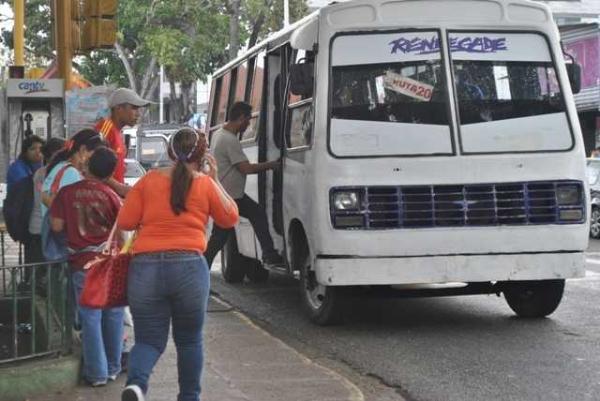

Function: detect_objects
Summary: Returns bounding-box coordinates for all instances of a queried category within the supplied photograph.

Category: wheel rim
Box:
[592,210,600,237]
[304,267,326,310]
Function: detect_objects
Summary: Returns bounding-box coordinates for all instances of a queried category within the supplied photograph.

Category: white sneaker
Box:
[108,374,118,381]
[122,384,145,401]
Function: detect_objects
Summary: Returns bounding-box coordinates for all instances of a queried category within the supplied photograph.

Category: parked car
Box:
[135,124,184,171]
[587,158,600,238]
[124,158,146,187]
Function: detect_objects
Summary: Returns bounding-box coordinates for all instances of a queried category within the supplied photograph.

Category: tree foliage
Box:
[0,0,310,122]
[0,0,53,66]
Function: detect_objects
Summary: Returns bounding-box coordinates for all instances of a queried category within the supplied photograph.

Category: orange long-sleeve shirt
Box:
[117,170,238,255]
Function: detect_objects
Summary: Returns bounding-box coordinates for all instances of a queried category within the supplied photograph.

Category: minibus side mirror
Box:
[290,62,314,98]
[566,62,582,95]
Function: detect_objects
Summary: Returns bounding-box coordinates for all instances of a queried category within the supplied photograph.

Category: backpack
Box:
[2,175,34,242]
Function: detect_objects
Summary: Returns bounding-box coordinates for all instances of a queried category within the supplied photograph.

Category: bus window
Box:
[287,102,313,148]
[286,50,314,149]
[217,72,231,125]
[450,32,573,153]
[227,67,238,114]
[289,49,315,103]
[209,77,222,128]
[241,52,265,142]
[234,62,248,102]
[245,57,256,101]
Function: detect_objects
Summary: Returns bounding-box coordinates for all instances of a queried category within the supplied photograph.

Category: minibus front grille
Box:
[331,181,584,229]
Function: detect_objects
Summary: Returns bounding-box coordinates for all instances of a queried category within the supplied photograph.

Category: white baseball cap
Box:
[108,88,154,108]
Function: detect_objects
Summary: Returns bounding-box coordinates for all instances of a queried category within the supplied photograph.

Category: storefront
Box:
[561,23,600,156]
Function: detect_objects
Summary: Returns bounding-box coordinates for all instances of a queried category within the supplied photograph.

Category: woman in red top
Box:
[118,128,238,401]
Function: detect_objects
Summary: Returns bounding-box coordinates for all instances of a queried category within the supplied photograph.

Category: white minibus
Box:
[207,0,588,325]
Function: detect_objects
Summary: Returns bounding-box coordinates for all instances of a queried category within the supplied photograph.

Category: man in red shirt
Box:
[50,147,124,386]
[95,88,152,196]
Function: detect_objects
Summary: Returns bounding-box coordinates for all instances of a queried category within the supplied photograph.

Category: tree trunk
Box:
[228,0,241,61]
[168,78,182,123]
[140,57,157,99]
[180,81,196,122]
[248,12,265,49]
[114,42,138,93]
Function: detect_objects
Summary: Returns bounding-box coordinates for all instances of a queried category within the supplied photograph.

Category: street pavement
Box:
[23,241,600,401]
[28,295,364,401]
[210,243,600,401]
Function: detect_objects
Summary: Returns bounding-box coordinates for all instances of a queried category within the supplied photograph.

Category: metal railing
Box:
[0,230,72,364]
[1,229,23,267]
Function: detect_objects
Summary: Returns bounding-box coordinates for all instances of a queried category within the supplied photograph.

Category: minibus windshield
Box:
[331,60,448,125]
[450,32,573,153]
[329,31,453,157]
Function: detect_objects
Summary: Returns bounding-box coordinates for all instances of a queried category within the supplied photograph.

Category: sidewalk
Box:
[29,297,364,401]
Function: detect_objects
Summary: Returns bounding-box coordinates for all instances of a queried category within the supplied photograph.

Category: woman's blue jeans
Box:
[71,269,125,383]
[126,252,210,401]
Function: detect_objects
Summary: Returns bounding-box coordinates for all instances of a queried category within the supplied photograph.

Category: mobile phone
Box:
[201,157,210,174]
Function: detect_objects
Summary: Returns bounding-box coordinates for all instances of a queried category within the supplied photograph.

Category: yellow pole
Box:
[54,0,72,90]
[13,0,24,66]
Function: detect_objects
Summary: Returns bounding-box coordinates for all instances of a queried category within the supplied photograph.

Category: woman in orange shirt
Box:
[117,128,238,401]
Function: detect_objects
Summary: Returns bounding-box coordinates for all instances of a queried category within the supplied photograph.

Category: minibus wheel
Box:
[290,228,343,325]
[221,235,245,283]
[300,265,343,325]
[503,279,565,318]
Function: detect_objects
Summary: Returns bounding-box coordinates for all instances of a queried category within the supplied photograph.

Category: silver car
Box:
[124,158,146,187]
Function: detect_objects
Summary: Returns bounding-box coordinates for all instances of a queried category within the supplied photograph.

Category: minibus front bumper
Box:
[314,252,585,286]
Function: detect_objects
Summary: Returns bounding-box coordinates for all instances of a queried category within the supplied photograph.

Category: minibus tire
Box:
[245,258,269,283]
[299,265,343,325]
[221,235,245,283]
[503,279,565,318]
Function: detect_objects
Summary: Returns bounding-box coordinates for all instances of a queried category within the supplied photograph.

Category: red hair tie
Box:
[64,140,74,152]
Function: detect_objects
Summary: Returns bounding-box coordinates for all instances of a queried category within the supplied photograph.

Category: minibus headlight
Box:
[333,191,360,211]
[556,184,581,205]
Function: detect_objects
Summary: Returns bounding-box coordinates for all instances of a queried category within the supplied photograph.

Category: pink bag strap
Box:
[102,221,120,256]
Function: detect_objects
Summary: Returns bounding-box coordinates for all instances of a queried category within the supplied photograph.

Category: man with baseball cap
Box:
[95,88,153,196]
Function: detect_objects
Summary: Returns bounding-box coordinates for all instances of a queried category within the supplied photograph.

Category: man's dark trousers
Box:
[204,194,275,268]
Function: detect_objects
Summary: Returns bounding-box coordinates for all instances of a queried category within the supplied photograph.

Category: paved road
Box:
[210,243,600,401]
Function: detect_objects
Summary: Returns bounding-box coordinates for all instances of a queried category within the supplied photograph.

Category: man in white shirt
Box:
[205,102,283,267]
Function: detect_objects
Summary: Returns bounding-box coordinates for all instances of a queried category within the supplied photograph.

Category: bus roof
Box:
[212,11,319,77]
[211,0,552,78]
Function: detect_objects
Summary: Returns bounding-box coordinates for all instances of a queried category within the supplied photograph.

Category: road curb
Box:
[210,295,365,401]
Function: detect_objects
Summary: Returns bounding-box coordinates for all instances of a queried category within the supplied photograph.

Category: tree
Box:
[242,0,309,53]
[0,0,54,66]
[140,0,230,121]
[214,0,310,62]
[0,0,310,122]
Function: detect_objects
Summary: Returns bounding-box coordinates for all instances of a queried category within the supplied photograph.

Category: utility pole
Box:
[159,65,164,124]
[54,0,72,90]
[13,0,24,66]
[284,0,290,27]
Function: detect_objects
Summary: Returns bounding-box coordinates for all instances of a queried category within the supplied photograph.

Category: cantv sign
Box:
[389,36,508,55]
[18,81,49,94]
[7,79,64,98]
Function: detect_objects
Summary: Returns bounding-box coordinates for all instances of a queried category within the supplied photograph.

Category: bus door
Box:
[260,45,289,259]
[280,48,315,238]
